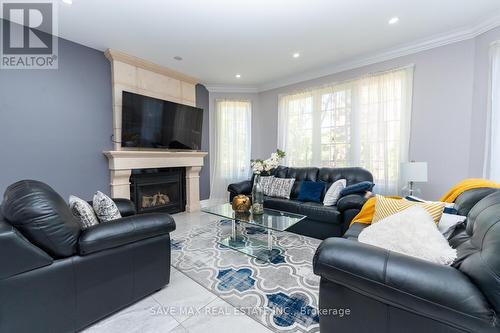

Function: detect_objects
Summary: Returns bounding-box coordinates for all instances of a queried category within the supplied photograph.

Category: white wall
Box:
[209,27,500,200]
[469,26,500,177]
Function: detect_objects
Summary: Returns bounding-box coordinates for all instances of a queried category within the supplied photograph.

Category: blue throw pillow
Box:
[339,181,374,197]
[297,181,325,203]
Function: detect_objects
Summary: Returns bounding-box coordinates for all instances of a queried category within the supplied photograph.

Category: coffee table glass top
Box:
[202,203,306,232]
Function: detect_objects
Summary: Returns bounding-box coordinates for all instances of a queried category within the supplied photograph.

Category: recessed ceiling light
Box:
[235,74,241,78]
[293,52,300,58]
[62,0,73,4]
[388,17,399,25]
[173,56,183,61]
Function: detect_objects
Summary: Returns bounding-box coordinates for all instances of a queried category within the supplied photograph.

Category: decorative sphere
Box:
[232,195,251,213]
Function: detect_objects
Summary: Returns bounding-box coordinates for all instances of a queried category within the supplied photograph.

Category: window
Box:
[485,42,500,182]
[210,99,252,201]
[278,67,413,194]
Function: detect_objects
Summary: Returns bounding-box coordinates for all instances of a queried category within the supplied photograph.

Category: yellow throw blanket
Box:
[351,196,401,225]
[350,178,500,226]
[439,178,500,203]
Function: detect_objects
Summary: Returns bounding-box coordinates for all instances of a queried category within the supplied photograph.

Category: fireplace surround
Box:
[103,150,207,212]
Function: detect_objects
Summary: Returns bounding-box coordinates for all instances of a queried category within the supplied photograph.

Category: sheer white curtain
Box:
[210,99,252,201]
[484,41,500,182]
[278,66,414,195]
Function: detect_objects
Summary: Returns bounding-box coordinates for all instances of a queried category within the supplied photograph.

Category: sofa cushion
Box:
[298,202,341,224]
[453,188,498,216]
[453,191,500,314]
[264,197,302,214]
[2,180,81,258]
[264,197,341,225]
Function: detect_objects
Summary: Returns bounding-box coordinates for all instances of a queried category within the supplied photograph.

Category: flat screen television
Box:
[121,91,203,150]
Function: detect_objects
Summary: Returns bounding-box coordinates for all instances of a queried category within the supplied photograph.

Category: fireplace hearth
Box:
[130,168,186,214]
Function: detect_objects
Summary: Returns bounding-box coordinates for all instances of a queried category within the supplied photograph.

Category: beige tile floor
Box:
[82,211,275,333]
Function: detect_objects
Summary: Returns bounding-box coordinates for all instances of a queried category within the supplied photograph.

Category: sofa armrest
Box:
[78,213,176,255]
[336,194,368,212]
[112,198,136,217]
[88,198,137,217]
[227,180,253,196]
[313,238,496,328]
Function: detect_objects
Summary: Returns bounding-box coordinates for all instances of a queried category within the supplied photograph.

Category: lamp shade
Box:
[401,162,428,182]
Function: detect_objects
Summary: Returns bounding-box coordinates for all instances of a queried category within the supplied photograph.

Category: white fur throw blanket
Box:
[358,206,457,265]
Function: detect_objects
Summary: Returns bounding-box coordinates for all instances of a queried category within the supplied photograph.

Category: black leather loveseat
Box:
[228,166,373,239]
[0,180,176,333]
[313,187,500,332]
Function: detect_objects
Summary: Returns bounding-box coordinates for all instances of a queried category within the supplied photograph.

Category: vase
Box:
[252,174,264,215]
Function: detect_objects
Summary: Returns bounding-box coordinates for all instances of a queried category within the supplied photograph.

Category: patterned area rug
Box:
[171,219,321,333]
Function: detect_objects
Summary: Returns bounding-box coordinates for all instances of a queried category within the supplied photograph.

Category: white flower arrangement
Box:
[251,150,286,175]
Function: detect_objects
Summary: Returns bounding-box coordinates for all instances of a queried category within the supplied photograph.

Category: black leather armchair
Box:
[313,188,500,332]
[0,180,176,333]
[228,166,373,239]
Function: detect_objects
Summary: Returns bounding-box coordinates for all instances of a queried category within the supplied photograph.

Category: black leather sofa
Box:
[313,187,500,333]
[0,180,176,333]
[228,166,373,239]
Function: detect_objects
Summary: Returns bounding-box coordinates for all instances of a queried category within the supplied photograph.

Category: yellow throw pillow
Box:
[373,195,445,224]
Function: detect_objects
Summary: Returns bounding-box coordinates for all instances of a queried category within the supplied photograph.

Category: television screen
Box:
[121,91,203,150]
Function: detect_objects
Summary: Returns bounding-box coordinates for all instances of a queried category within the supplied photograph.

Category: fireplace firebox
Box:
[130,168,186,214]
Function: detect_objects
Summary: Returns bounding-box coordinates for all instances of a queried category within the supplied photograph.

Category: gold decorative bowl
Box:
[232,195,251,213]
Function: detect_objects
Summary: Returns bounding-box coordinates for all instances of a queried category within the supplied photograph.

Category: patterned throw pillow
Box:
[259,176,275,196]
[323,179,346,206]
[373,195,445,224]
[69,195,99,230]
[268,178,295,199]
[93,191,122,222]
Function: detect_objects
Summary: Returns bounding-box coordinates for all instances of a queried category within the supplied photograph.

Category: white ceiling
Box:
[25,1,500,89]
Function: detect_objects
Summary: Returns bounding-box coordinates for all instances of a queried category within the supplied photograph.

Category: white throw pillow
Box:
[259,176,275,196]
[323,179,346,206]
[358,206,457,265]
[268,178,295,199]
[69,195,99,230]
[438,213,466,239]
[93,191,122,222]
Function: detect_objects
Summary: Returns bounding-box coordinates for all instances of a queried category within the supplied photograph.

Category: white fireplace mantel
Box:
[103,150,208,212]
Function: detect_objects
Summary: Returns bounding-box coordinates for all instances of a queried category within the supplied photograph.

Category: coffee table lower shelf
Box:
[217,234,284,263]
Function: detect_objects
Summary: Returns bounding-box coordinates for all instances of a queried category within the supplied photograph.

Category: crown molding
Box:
[105,49,199,85]
[204,85,260,94]
[257,12,500,92]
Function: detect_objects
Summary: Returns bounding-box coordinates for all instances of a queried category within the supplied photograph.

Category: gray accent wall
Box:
[196,84,210,200]
[0,35,113,200]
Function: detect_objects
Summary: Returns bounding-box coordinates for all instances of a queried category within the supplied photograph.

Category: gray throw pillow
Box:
[93,191,122,222]
[269,178,295,199]
[69,195,99,230]
[260,176,275,196]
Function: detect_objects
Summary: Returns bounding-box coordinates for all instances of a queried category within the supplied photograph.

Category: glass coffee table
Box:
[202,203,306,262]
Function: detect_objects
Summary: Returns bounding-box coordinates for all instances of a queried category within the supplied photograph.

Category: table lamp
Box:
[401,161,428,197]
